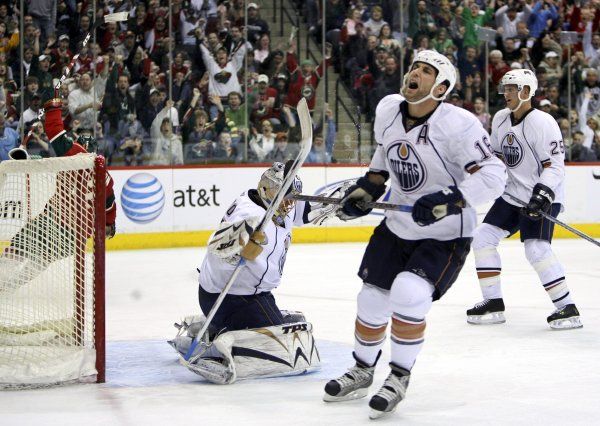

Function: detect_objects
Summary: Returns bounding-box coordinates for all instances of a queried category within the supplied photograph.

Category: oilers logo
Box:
[387,141,426,193]
[500,132,524,168]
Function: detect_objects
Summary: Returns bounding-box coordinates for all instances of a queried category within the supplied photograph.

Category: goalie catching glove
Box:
[306,179,356,225]
[207,216,265,261]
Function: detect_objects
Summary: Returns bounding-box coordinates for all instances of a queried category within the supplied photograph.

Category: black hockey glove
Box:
[412,186,464,226]
[522,183,554,220]
[337,173,387,221]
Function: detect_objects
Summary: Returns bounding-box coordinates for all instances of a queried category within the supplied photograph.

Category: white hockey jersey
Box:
[199,191,306,296]
[490,108,565,207]
[371,94,506,240]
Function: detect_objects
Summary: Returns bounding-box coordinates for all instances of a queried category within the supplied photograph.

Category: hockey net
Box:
[0,154,105,388]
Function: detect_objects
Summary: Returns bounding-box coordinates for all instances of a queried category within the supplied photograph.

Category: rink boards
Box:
[105,164,600,250]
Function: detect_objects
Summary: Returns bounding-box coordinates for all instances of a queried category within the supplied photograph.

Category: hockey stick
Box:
[293,194,413,213]
[504,192,600,248]
[54,12,129,96]
[183,98,313,363]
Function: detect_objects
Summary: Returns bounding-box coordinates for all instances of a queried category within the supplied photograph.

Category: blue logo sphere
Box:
[120,173,165,224]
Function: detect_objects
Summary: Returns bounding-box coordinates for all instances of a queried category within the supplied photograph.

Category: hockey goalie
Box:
[0,97,116,290]
[169,163,348,384]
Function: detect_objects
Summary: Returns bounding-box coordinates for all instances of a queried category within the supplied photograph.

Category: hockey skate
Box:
[368,363,410,419]
[547,304,583,330]
[323,352,378,402]
[466,298,506,324]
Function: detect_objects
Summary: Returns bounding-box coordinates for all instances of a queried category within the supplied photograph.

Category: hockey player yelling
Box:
[323,50,507,419]
[169,161,339,384]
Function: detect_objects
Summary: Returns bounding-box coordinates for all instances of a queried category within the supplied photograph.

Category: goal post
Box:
[0,154,106,388]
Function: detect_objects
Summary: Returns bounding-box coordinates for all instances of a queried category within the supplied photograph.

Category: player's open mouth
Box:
[408,81,418,89]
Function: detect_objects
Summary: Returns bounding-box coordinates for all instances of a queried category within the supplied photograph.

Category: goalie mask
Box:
[401,50,457,105]
[257,162,302,225]
[498,69,538,112]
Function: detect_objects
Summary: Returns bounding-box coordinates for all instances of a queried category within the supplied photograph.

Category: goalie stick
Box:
[504,192,600,248]
[183,98,313,364]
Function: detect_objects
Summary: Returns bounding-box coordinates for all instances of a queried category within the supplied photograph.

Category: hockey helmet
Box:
[257,161,302,224]
[402,50,457,104]
[498,69,538,99]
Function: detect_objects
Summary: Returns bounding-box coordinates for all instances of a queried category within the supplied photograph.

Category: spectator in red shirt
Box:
[284,36,331,113]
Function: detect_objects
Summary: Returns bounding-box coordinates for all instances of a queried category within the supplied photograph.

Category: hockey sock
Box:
[390,313,425,371]
[354,316,386,367]
[473,224,505,300]
[525,240,574,309]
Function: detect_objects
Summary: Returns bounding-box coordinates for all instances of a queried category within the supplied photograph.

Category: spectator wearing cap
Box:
[27,0,56,47]
[267,132,298,162]
[271,73,289,119]
[24,120,52,158]
[498,38,521,64]
[244,3,270,44]
[448,92,465,109]
[528,0,559,39]
[68,66,110,131]
[118,112,147,166]
[248,74,278,125]
[0,112,19,162]
[50,34,73,77]
[29,54,54,102]
[284,36,331,113]
[116,31,138,60]
[18,92,42,132]
[494,3,532,40]
[139,87,166,132]
[539,51,562,86]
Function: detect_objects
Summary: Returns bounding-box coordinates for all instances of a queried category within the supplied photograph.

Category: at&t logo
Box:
[120,173,165,224]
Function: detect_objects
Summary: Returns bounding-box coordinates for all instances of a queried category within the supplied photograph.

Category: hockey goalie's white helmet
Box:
[402,50,457,104]
[498,69,538,111]
[258,162,302,225]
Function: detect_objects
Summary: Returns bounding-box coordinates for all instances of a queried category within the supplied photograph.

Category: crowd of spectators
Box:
[0,0,335,165]
[2,1,600,165]
[300,0,600,162]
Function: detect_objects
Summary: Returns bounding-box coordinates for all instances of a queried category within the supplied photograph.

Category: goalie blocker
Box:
[169,314,320,384]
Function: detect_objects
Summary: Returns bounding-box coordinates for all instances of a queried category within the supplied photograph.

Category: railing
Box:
[335,77,363,163]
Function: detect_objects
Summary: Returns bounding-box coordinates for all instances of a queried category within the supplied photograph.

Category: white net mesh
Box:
[0,154,101,388]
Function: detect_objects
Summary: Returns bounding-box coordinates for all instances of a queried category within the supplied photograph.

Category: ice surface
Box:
[1,240,599,425]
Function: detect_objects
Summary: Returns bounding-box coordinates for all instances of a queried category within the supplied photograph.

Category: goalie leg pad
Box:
[185,322,320,384]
